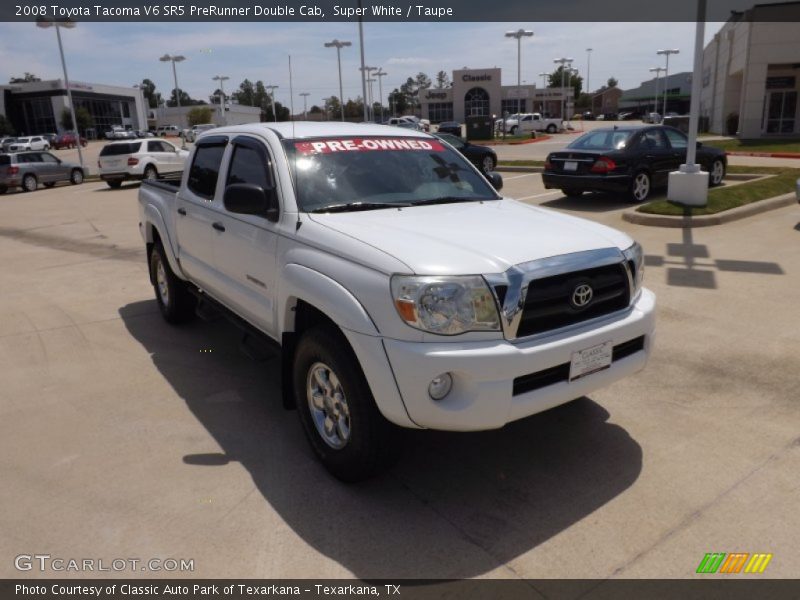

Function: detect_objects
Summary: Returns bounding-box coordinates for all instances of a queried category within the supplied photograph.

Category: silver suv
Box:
[0,151,84,193]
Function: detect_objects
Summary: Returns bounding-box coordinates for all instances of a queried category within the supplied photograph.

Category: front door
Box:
[763,90,797,134]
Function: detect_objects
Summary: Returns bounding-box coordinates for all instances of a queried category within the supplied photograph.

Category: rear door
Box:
[212,135,280,335]
[158,140,185,172]
[174,135,228,294]
[146,140,171,173]
[38,152,69,182]
[636,128,673,186]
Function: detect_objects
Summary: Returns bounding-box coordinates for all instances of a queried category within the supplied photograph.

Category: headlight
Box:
[391,275,500,335]
[623,241,645,296]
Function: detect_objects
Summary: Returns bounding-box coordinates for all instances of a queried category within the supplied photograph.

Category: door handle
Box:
[177,207,187,216]
[212,222,226,232]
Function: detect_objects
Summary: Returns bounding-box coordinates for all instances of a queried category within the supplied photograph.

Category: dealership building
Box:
[699,3,800,137]
[0,79,148,138]
[418,68,573,123]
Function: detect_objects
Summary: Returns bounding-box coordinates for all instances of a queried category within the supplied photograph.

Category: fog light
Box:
[428,373,453,401]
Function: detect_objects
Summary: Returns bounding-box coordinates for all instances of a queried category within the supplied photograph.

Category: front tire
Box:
[509,126,518,135]
[629,171,651,203]
[22,174,37,192]
[149,241,196,324]
[481,155,496,175]
[294,327,402,482]
[70,169,84,185]
[546,124,557,134]
[708,159,725,186]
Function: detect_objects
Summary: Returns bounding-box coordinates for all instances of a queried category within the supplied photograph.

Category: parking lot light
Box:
[505,29,534,114]
[265,85,279,122]
[554,57,574,122]
[159,54,186,108]
[36,18,84,170]
[649,67,665,118]
[538,72,549,112]
[657,48,680,117]
[323,39,352,122]
[375,68,388,123]
[212,75,229,125]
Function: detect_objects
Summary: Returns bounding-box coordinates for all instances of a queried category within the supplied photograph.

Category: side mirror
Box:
[224,183,279,222]
[487,171,503,191]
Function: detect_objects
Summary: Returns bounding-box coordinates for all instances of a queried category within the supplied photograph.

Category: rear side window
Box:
[100,142,141,156]
[664,128,687,149]
[188,144,225,199]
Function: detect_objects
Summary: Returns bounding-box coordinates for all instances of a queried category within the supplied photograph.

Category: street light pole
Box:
[299,92,310,119]
[586,48,593,97]
[324,39,352,122]
[360,66,377,121]
[212,75,229,125]
[357,0,369,123]
[649,67,665,117]
[265,85,279,122]
[538,72,548,112]
[159,54,186,107]
[505,29,534,114]
[554,57,573,123]
[657,48,680,117]
[375,68,387,123]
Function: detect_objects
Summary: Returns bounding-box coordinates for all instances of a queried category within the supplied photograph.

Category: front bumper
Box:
[542,172,631,194]
[379,288,655,431]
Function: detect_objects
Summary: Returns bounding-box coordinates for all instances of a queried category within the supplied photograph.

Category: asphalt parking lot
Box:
[1,172,799,580]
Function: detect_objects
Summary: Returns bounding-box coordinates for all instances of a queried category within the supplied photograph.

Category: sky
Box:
[0,21,725,109]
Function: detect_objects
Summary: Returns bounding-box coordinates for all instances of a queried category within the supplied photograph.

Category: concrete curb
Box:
[476,135,552,147]
[728,151,800,159]
[622,192,797,228]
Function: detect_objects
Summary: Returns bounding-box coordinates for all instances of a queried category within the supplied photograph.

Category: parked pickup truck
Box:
[499,112,563,135]
[138,122,655,481]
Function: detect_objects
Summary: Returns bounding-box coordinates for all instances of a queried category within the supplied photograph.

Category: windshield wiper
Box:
[309,201,412,213]
[409,196,489,206]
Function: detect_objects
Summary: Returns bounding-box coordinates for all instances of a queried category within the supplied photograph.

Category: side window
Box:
[664,128,688,150]
[641,130,667,150]
[226,143,273,190]
[187,144,226,200]
[148,141,164,152]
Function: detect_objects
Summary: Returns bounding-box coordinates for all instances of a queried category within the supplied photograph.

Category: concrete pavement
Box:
[0,179,798,580]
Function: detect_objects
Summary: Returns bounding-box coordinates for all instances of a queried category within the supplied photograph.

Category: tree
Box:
[0,114,14,136]
[59,107,92,133]
[388,88,408,115]
[167,89,204,107]
[324,96,342,120]
[232,79,256,106]
[343,98,365,119]
[435,70,450,89]
[547,66,583,98]
[309,105,322,114]
[139,78,162,108]
[9,72,40,83]
[607,77,619,88]
[187,106,214,126]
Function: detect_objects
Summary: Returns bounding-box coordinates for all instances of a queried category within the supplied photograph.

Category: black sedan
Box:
[542,125,727,202]
[434,132,497,175]
[436,121,462,136]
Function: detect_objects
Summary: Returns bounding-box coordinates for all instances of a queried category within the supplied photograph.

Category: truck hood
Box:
[307,199,633,275]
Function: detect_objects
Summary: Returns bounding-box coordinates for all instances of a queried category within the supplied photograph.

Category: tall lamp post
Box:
[657,48,680,116]
[554,57,573,122]
[36,18,83,170]
[649,67,665,117]
[586,48,593,98]
[538,72,549,112]
[265,85,279,122]
[505,29,534,114]
[375,68,388,123]
[324,39,351,122]
[159,54,186,107]
[212,75,229,125]
[359,66,377,121]
[299,92,310,119]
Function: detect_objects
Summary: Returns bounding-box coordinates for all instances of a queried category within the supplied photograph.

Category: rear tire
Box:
[481,155,496,175]
[561,188,583,198]
[143,165,158,181]
[106,180,123,189]
[0,186,7,195]
[547,124,557,134]
[628,171,651,203]
[708,159,725,186]
[149,241,196,324]
[293,326,402,482]
[22,174,37,193]
[70,169,84,185]
[510,126,518,135]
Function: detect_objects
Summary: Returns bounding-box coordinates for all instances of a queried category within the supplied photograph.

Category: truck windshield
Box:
[283,136,499,212]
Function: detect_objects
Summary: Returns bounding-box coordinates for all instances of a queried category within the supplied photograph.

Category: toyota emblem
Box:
[571,284,593,308]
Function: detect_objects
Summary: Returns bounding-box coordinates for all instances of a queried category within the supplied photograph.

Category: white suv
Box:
[98,139,189,189]
[8,136,50,151]
[183,123,216,143]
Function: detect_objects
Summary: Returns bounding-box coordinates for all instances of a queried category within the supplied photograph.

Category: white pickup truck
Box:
[499,112,563,135]
[138,122,655,481]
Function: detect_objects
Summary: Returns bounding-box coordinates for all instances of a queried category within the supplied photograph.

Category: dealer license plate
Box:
[564,161,578,171]
[569,341,613,381]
